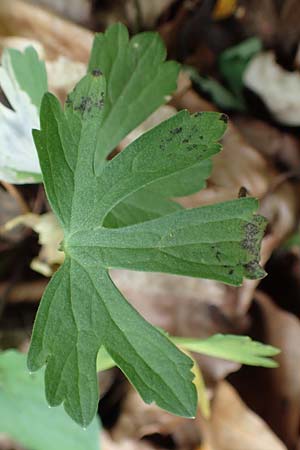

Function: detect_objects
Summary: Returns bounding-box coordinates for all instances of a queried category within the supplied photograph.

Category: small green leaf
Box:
[0,350,100,450]
[219,37,262,98]
[88,23,180,169]
[188,69,245,111]
[173,334,280,368]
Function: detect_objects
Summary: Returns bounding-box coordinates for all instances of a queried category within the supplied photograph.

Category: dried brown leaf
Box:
[199,381,287,450]
[254,291,300,448]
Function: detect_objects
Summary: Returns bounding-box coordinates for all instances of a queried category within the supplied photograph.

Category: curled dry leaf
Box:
[199,381,287,450]
[244,51,300,125]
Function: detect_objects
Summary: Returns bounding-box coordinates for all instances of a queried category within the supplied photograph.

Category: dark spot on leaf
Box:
[220,113,228,123]
[228,269,234,275]
[73,91,105,116]
[92,68,102,77]
[95,92,104,109]
[182,139,189,144]
[194,112,203,117]
[74,96,93,115]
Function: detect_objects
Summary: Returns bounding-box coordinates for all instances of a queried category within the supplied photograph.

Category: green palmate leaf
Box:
[28,72,197,427]
[28,68,266,427]
[173,334,280,368]
[0,350,100,450]
[190,72,245,111]
[88,23,180,168]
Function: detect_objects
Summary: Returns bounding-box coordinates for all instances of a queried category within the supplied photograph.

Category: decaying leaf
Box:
[254,292,300,448]
[199,381,287,450]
